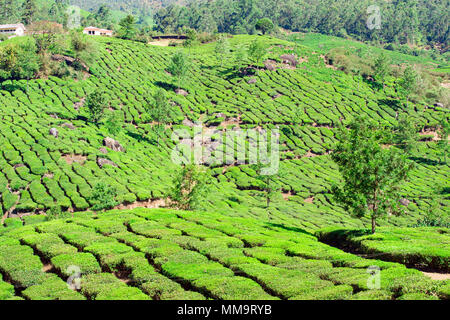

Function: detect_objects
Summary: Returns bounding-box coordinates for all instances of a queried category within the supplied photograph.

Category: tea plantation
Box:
[0,208,448,300]
[0,34,448,300]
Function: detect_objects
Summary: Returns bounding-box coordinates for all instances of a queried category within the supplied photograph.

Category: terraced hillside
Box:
[0,208,448,300]
[0,35,448,231]
[0,34,449,300]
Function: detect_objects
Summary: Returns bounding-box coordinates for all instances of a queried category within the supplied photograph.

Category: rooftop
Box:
[84,26,113,32]
[0,23,26,30]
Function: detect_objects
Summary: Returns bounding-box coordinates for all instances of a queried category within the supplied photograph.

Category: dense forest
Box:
[1,0,448,50]
[153,0,449,48]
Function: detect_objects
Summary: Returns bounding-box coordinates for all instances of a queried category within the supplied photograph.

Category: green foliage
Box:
[21,274,85,300]
[88,182,118,211]
[411,197,449,228]
[1,208,447,300]
[170,164,209,211]
[104,111,123,136]
[252,162,284,209]
[85,90,107,124]
[118,15,137,40]
[398,65,418,102]
[255,18,274,35]
[437,115,450,164]
[392,114,418,154]
[45,205,71,221]
[153,0,448,50]
[233,43,248,72]
[248,39,266,67]
[21,0,37,25]
[317,227,450,272]
[331,116,414,233]
[0,39,40,87]
[214,35,230,66]
[372,53,390,84]
[168,51,190,89]
[70,31,98,67]
[183,28,198,48]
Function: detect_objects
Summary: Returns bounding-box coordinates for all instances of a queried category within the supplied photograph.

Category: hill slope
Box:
[0,35,448,233]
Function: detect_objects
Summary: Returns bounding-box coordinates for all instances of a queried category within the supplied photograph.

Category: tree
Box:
[398,65,418,107]
[372,53,390,85]
[0,43,18,80]
[96,5,112,26]
[248,40,266,70]
[392,114,418,154]
[28,21,65,54]
[214,35,230,67]
[253,162,284,213]
[233,43,248,73]
[255,18,274,35]
[85,90,107,124]
[170,164,208,210]
[146,89,172,146]
[0,39,40,88]
[21,0,37,25]
[89,182,118,211]
[104,111,122,136]
[350,66,361,91]
[437,115,449,164]
[70,31,98,69]
[118,15,137,40]
[168,51,190,89]
[331,116,414,233]
[16,40,40,91]
[183,28,198,51]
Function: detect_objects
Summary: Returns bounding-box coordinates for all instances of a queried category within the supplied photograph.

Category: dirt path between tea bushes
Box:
[113,198,167,210]
[422,272,450,280]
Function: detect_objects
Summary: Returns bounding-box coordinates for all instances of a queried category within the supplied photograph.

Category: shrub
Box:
[350,289,392,300]
[193,276,276,300]
[0,278,15,300]
[96,286,150,300]
[21,275,85,300]
[51,253,102,277]
[162,262,234,281]
[88,182,119,211]
[45,205,71,221]
[289,284,353,300]
[397,293,439,300]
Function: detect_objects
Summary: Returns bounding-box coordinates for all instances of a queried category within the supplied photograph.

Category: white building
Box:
[83,26,113,36]
[0,23,26,37]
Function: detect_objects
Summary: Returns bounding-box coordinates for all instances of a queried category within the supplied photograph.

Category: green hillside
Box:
[290,33,448,67]
[0,34,449,300]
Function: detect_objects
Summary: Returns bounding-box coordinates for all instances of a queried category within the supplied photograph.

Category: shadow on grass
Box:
[378,98,403,112]
[409,157,441,166]
[264,222,314,237]
[126,131,154,145]
[362,78,383,91]
[1,82,25,92]
[154,81,178,92]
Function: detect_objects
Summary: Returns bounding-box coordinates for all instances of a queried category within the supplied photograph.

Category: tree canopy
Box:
[331,117,415,233]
